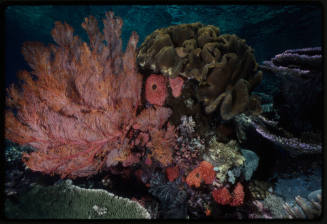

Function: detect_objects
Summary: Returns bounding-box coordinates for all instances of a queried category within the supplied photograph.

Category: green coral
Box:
[5,180,150,219]
[203,137,245,183]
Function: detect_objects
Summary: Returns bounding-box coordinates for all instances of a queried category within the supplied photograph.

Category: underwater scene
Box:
[4,4,323,219]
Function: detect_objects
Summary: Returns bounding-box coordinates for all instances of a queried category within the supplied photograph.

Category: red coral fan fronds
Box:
[230,182,244,206]
[212,187,232,205]
[144,156,152,166]
[5,12,176,179]
[148,122,177,167]
[169,76,184,98]
[133,106,172,132]
[145,74,167,106]
[166,166,179,182]
[186,161,215,188]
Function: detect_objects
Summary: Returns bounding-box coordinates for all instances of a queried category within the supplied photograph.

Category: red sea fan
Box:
[5,12,175,178]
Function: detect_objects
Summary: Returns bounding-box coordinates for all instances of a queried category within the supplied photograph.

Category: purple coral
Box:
[259,47,322,134]
[234,114,322,155]
[260,47,322,78]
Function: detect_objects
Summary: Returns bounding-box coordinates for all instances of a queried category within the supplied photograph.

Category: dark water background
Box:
[5,4,322,89]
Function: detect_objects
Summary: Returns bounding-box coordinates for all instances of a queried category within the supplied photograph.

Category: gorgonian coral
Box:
[5,12,176,178]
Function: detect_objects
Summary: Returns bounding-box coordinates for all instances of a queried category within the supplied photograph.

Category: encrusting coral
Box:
[136,23,262,120]
[5,12,176,178]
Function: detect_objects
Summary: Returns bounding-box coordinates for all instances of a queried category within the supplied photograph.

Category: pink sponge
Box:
[169,76,184,98]
[145,74,167,106]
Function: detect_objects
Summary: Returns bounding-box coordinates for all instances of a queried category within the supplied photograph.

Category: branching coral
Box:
[5,12,176,178]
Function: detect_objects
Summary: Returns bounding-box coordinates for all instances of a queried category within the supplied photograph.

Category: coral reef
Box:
[260,47,322,134]
[5,179,150,219]
[136,23,262,120]
[5,12,177,178]
[4,8,323,221]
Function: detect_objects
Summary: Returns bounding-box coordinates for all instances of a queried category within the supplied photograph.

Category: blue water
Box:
[5,5,322,88]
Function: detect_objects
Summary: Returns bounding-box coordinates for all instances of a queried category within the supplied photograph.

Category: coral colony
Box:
[5,12,322,219]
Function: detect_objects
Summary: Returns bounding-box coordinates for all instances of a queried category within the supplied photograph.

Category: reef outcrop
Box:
[136,23,262,120]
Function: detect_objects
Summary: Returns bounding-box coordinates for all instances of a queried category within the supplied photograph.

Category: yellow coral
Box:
[203,137,245,183]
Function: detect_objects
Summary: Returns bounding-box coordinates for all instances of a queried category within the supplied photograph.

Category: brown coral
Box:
[137,24,262,120]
